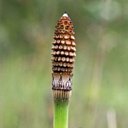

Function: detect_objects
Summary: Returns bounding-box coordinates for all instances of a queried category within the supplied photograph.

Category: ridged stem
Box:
[53,99,69,128]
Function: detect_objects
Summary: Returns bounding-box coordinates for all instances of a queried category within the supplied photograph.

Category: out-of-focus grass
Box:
[1,0,128,128]
[0,52,52,128]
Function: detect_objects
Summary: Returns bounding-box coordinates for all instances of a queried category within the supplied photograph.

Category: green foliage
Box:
[0,0,128,128]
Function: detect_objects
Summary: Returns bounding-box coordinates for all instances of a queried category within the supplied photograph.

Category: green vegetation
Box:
[0,0,128,128]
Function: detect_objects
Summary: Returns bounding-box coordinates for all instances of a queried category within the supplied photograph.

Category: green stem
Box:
[53,99,69,128]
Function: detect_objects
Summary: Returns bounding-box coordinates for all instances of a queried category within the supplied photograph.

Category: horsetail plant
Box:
[51,13,76,128]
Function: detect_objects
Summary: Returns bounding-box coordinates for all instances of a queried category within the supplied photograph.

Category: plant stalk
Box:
[53,99,69,128]
[51,12,76,128]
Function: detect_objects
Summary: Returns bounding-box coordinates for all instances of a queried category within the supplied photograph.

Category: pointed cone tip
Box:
[62,12,68,17]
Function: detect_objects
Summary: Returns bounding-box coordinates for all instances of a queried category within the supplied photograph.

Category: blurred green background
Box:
[0,0,128,128]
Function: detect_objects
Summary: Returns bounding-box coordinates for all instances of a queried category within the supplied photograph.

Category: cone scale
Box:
[51,13,76,128]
